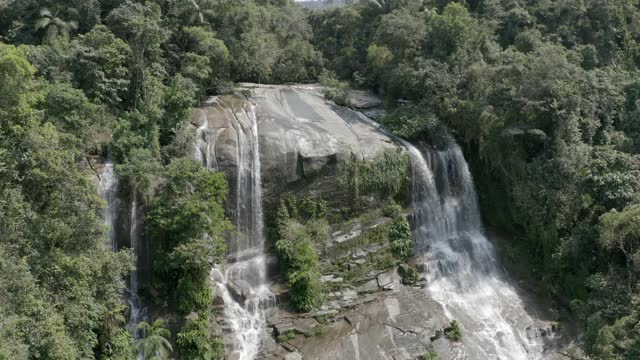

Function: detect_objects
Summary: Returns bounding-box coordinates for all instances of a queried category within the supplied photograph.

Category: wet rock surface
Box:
[268,285,449,360]
[194,85,577,360]
[247,84,400,208]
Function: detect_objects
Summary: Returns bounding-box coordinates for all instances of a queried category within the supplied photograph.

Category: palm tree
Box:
[134,319,173,360]
[34,9,79,44]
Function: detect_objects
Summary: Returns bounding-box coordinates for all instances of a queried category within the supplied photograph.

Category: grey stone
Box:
[226,280,252,303]
[274,321,295,336]
[357,279,379,294]
[408,255,429,273]
[287,287,450,360]
[342,290,358,301]
[377,268,401,291]
[352,249,366,258]
[333,230,362,244]
[320,275,335,283]
[321,275,344,284]
[293,318,320,335]
[248,84,401,208]
[347,89,383,109]
[308,309,339,317]
[284,352,303,360]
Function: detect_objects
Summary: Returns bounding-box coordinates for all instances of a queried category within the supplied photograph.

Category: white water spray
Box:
[401,140,553,360]
[97,159,146,338]
[126,195,146,337]
[98,160,119,251]
[199,99,275,359]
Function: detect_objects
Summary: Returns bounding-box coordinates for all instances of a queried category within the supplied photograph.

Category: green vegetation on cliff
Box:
[309,1,640,357]
[3,0,640,358]
[274,196,327,312]
[0,0,323,358]
[0,42,134,359]
[147,159,231,358]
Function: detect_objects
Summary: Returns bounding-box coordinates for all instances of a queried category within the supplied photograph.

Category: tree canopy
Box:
[2,0,640,358]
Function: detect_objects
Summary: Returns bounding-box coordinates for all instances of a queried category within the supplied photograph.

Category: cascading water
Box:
[198,99,275,360]
[402,140,553,360]
[126,195,145,336]
[97,159,146,337]
[98,160,119,251]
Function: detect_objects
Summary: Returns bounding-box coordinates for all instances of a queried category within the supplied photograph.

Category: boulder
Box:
[293,318,320,335]
[288,287,449,360]
[377,268,401,291]
[357,279,379,294]
[274,321,295,336]
[226,280,252,304]
[284,352,303,360]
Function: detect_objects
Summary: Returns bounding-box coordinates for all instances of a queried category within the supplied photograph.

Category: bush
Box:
[176,317,213,359]
[390,216,412,258]
[381,104,452,147]
[418,351,439,360]
[382,201,402,218]
[277,330,298,343]
[275,220,324,312]
[273,197,327,312]
[399,264,421,285]
[339,149,410,203]
[319,70,351,107]
[444,320,462,342]
[212,337,224,360]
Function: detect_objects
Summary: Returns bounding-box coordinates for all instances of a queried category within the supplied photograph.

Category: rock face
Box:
[191,86,575,360]
[191,84,400,211]
[287,286,449,360]
[249,84,398,208]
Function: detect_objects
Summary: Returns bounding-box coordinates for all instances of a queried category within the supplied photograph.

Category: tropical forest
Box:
[0,0,639,359]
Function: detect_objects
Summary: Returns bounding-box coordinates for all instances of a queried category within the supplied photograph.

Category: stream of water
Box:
[199,101,275,360]
[99,160,119,251]
[98,159,145,338]
[402,140,553,360]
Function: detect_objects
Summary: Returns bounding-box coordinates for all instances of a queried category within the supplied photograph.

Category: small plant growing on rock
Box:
[399,263,421,285]
[418,351,439,360]
[390,216,412,258]
[277,330,298,343]
[444,320,463,342]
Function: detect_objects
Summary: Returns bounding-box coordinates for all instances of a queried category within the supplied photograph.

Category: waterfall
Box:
[97,159,146,337]
[401,140,552,360]
[199,100,275,360]
[99,160,119,251]
[126,194,145,336]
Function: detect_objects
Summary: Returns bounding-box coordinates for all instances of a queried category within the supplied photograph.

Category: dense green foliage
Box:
[389,215,412,258]
[338,148,410,209]
[310,1,640,357]
[147,159,231,358]
[4,0,640,358]
[0,42,133,358]
[134,319,173,360]
[274,197,327,312]
[0,0,323,358]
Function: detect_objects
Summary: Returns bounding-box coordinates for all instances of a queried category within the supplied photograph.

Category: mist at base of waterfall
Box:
[210,255,275,360]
